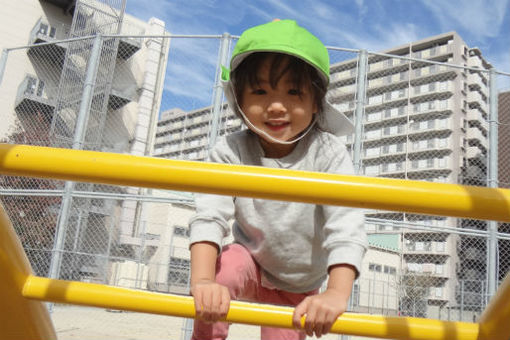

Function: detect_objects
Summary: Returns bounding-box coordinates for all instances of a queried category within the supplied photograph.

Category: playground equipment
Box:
[1,143,509,340]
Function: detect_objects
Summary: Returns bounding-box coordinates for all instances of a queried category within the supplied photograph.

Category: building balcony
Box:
[28,17,144,64]
[109,84,137,110]
[467,127,488,150]
[467,72,489,97]
[41,0,76,15]
[404,243,449,256]
[413,44,452,59]
[466,109,489,133]
[408,119,452,138]
[14,75,55,117]
[467,55,484,69]
[467,90,485,106]
[117,23,146,60]
[466,146,486,161]
[27,18,70,66]
[407,158,452,175]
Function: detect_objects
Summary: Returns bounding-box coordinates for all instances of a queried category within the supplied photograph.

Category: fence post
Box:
[487,68,499,298]
[208,33,231,152]
[460,280,465,321]
[0,49,8,87]
[352,49,367,174]
[48,35,103,285]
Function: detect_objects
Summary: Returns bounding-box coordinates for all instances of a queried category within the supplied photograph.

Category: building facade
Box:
[0,0,170,283]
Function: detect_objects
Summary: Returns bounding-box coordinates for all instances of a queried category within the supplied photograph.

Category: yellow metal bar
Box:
[1,143,510,221]
[23,276,479,340]
[477,273,510,340]
[0,203,57,340]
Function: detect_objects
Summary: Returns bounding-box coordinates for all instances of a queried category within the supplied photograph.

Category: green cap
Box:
[221,20,354,137]
[228,20,330,85]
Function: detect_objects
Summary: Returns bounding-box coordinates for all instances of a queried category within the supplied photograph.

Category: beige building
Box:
[0,0,170,284]
[331,31,491,313]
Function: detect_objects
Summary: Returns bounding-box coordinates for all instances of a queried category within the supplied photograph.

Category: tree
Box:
[398,270,433,317]
[0,112,61,276]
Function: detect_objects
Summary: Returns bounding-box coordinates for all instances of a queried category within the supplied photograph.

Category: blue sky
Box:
[126,0,510,112]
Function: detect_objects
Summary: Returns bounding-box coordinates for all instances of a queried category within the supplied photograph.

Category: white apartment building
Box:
[0,0,170,282]
[331,31,490,313]
[154,31,492,316]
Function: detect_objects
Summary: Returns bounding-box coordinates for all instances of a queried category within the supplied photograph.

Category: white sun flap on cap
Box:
[318,99,354,137]
[222,79,354,137]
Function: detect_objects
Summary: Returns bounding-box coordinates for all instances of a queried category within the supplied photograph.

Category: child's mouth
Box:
[265,121,289,131]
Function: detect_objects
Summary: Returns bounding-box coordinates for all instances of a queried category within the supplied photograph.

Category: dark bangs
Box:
[232,52,326,112]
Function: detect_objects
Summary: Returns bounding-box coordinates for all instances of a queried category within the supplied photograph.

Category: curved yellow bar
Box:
[23,276,479,340]
[0,143,509,221]
[478,273,510,340]
[0,203,56,340]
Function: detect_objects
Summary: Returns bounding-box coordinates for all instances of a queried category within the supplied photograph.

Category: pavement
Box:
[51,305,261,340]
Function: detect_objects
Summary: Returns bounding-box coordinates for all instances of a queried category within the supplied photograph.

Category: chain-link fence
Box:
[1,21,510,340]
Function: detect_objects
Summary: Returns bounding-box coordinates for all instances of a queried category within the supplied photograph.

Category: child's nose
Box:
[267,100,287,114]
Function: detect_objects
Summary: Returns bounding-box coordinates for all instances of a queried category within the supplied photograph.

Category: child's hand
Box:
[292,288,348,338]
[191,279,231,323]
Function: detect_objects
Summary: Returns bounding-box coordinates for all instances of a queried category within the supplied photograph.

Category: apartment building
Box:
[0,0,169,282]
[154,105,242,160]
[332,31,491,313]
[153,31,493,316]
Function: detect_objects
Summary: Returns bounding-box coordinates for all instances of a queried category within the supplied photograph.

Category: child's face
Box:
[239,56,317,158]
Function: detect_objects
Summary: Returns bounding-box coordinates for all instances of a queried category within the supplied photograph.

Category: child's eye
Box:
[251,89,266,95]
[288,89,302,95]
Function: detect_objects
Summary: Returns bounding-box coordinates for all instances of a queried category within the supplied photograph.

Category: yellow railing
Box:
[1,143,509,340]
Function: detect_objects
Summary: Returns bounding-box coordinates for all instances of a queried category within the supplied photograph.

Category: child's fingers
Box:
[210,286,228,320]
[219,286,231,317]
[201,289,213,321]
[292,297,309,329]
[304,306,317,337]
[310,309,327,338]
[192,290,204,317]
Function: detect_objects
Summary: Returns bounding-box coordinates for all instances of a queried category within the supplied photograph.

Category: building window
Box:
[384,265,397,275]
[39,23,48,35]
[351,283,360,307]
[173,226,189,237]
[369,263,382,272]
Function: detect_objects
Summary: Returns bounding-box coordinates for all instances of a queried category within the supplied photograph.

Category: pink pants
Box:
[192,243,316,340]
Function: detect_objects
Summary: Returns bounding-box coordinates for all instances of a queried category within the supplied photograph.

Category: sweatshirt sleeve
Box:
[320,138,368,277]
[188,137,237,250]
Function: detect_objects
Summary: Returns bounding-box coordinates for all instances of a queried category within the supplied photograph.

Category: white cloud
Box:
[322,22,420,52]
[419,0,509,40]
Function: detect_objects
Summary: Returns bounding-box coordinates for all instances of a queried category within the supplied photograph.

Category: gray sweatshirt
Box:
[189,128,367,293]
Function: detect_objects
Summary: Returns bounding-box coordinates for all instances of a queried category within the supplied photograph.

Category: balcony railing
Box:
[14,75,55,116]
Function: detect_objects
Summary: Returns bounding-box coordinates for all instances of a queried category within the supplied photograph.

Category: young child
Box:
[188,19,367,340]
